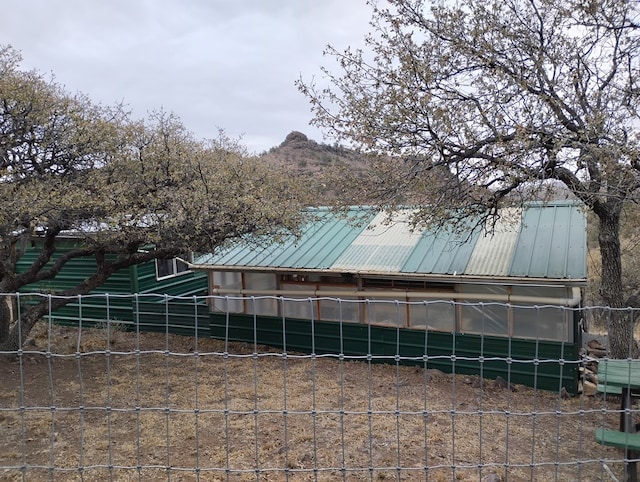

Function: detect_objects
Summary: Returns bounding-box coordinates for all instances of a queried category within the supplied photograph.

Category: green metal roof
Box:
[193,202,587,282]
[509,202,587,279]
[196,207,376,270]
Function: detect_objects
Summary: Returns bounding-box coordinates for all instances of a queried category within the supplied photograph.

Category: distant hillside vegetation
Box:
[259,130,464,205]
[260,131,366,175]
[260,131,580,207]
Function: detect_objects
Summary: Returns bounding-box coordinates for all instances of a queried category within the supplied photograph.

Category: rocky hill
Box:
[261,131,578,205]
[259,131,366,175]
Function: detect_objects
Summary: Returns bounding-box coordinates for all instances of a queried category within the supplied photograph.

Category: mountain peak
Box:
[282,131,309,146]
[260,131,362,175]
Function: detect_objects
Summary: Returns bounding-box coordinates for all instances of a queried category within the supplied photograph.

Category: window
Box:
[319,287,360,323]
[210,271,244,313]
[511,286,572,342]
[408,300,455,331]
[363,280,456,329]
[280,275,359,322]
[460,301,509,336]
[281,283,316,320]
[206,272,575,342]
[365,297,407,326]
[458,285,509,336]
[512,305,571,341]
[245,272,278,317]
[457,284,573,341]
[156,256,190,280]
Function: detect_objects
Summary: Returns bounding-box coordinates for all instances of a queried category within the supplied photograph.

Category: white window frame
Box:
[156,255,191,280]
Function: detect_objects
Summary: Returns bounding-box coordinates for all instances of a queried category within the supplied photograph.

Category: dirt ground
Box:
[0,322,632,481]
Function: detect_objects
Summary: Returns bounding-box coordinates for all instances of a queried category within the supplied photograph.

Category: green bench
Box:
[596,428,640,451]
[598,384,623,396]
[594,359,640,482]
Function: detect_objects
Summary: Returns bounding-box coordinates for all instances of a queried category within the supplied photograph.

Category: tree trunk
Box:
[598,211,638,358]
[0,320,28,353]
[0,294,13,343]
[0,302,48,352]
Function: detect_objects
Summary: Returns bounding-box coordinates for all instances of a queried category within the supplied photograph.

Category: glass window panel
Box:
[283,298,316,320]
[511,285,568,299]
[157,254,191,279]
[282,284,315,320]
[245,273,278,317]
[319,297,360,323]
[366,298,407,327]
[211,272,243,313]
[457,285,508,336]
[244,272,277,290]
[244,296,278,317]
[213,271,243,290]
[156,259,173,278]
[176,258,190,274]
[512,305,572,342]
[212,295,245,314]
[409,300,455,331]
[460,302,509,336]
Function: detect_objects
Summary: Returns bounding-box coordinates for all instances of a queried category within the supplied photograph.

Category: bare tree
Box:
[299,0,640,358]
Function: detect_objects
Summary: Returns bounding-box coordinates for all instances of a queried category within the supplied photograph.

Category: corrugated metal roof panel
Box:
[509,203,587,279]
[272,209,374,268]
[194,202,587,281]
[401,227,479,274]
[193,208,375,270]
[332,210,422,271]
[465,208,522,276]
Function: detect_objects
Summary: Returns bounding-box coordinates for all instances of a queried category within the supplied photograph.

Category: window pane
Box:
[244,296,278,317]
[319,297,360,323]
[458,285,508,336]
[460,302,509,336]
[409,300,455,331]
[245,273,278,317]
[211,272,243,313]
[282,284,315,320]
[175,258,190,274]
[512,305,571,342]
[283,298,315,320]
[156,259,173,278]
[366,298,407,327]
[157,256,191,279]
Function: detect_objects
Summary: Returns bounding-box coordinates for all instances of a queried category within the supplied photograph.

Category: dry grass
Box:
[0,322,632,481]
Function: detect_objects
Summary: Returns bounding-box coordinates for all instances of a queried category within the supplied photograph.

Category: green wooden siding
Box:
[135,298,210,337]
[135,261,208,296]
[209,313,580,393]
[16,239,208,325]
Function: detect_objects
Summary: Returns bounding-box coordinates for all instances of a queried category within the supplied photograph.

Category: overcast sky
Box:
[2,1,372,154]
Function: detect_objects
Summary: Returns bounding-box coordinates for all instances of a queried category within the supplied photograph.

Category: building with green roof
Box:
[193,201,587,392]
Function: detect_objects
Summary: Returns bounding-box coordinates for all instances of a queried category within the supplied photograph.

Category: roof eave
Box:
[188,263,587,287]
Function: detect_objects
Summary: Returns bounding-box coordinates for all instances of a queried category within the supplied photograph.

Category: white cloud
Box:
[2,0,371,153]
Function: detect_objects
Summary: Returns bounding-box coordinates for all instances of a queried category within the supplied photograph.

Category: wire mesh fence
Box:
[0,293,638,481]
